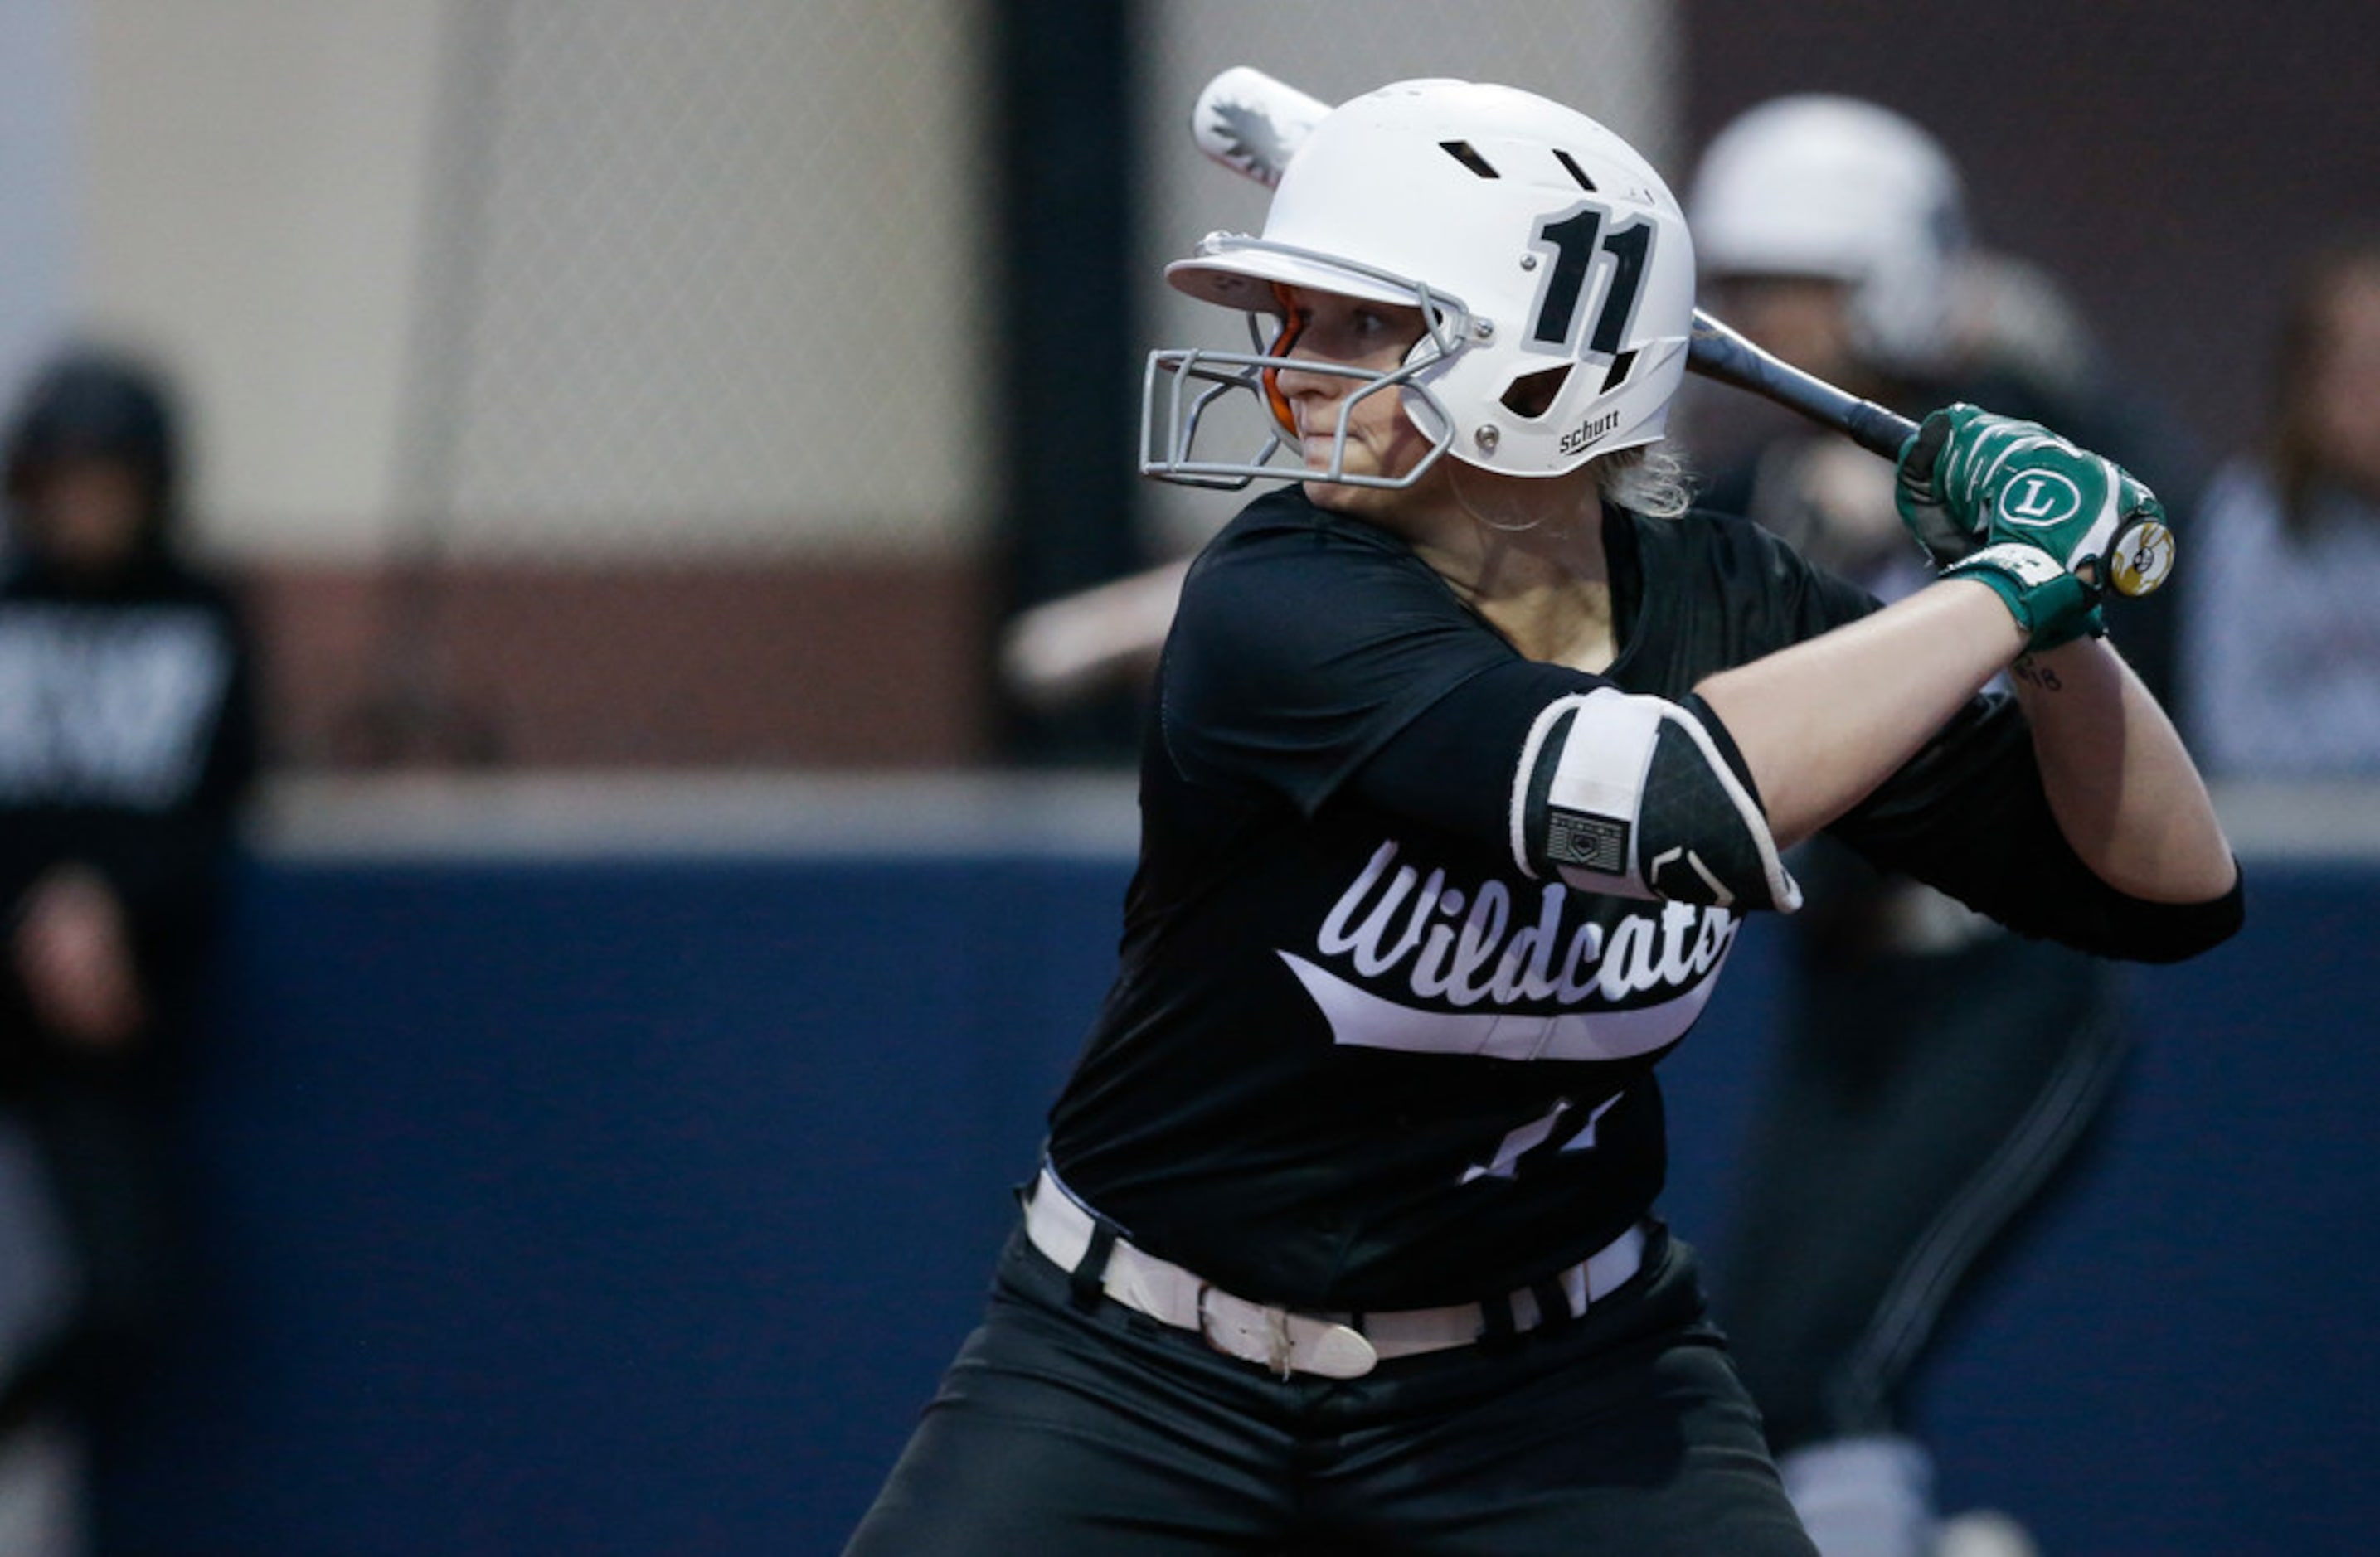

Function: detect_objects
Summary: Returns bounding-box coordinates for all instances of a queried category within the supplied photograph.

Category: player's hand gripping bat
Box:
[1190,67,2174,599]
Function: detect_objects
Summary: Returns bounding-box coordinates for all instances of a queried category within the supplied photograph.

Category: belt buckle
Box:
[1197,1284,1377,1380]
[1265,1305,1294,1379]
[1196,1283,1291,1378]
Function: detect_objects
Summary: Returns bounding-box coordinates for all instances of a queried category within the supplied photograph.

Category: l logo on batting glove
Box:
[1997,471,2084,528]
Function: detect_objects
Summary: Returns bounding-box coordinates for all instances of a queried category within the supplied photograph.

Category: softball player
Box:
[848,79,2240,1555]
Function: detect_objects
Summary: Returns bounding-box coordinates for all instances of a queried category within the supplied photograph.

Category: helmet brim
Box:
[1165,245,1416,313]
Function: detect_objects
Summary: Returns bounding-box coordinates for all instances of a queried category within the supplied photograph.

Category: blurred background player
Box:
[0,347,260,1556]
[1682,93,2205,698]
[1674,95,2209,1557]
[2182,235,2380,778]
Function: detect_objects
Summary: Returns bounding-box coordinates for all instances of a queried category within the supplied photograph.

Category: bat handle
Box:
[1840,400,1920,462]
[1787,390,2172,599]
[1684,310,1916,460]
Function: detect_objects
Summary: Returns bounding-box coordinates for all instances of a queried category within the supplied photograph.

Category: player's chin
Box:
[1299,475,1354,509]
[1299,471,1391,514]
[1301,454,1443,519]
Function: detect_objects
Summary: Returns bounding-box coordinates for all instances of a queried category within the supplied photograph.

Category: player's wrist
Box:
[1941,543,2102,653]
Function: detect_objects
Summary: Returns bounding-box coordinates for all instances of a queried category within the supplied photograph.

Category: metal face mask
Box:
[1141,240,1467,490]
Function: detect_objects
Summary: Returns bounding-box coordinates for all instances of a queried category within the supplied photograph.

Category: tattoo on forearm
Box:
[2012,655,2063,691]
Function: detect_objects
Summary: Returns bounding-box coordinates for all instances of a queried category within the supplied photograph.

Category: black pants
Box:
[1712,920,2128,1453]
[847,1222,1817,1555]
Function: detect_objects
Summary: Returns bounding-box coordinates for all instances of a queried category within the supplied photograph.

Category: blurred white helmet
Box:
[1686,95,1967,375]
[1144,78,1696,488]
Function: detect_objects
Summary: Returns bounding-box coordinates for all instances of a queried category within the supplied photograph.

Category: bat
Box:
[1187,68,2174,598]
[1190,65,1328,192]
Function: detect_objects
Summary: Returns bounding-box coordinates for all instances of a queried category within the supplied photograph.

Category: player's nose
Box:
[1270,355,1344,404]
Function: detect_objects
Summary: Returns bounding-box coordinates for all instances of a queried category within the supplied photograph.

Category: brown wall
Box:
[1681,0,2380,450]
[243,556,992,771]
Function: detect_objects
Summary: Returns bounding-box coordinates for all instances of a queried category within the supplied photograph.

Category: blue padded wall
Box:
[90,852,2376,1555]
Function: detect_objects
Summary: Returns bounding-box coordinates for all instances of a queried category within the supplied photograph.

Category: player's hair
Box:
[2269,235,2380,533]
[1596,441,1690,520]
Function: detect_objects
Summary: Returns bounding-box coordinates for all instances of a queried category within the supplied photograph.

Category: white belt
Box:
[1022,1165,1648,1380]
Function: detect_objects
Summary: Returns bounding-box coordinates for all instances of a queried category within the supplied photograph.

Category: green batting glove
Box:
[1894,405,2179,648]
[1890,405,1992,567]
[1895,403,2164,580]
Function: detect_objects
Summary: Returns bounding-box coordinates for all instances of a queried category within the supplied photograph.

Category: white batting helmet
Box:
[1686,95,1968,376]
[1143,78,1696,488]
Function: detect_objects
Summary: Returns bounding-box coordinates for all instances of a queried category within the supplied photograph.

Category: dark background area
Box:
[1680,0,2380,454]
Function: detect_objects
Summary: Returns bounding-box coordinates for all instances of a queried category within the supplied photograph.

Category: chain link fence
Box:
[253,0,999,767]
[397,0,993,559]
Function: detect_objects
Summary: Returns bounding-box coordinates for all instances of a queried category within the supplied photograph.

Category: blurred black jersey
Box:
[0,552,260,1059]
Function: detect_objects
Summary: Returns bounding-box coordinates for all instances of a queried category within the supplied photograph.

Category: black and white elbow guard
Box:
[1508,688,1802,913]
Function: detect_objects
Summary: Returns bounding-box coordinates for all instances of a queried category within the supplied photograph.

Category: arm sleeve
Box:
[1162,503,1811,911]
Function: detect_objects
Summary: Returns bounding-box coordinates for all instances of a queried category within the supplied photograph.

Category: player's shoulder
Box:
[1163,484,1494,700]
[1197,484,1415,565]
[0,551,245,617]
[1630,501,1814,586]
[1181,486,1438,610]
[1618,500,1877,652]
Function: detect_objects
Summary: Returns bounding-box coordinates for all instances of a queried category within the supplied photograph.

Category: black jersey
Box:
[1045,485,2227,1312]
[0,551,260,1049]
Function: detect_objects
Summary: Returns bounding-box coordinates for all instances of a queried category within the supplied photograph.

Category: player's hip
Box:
[987,1187,1731,1428]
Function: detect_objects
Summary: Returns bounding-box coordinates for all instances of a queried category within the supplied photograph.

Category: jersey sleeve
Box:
[1825,689,2242,961]
[1158,504,1518,817]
